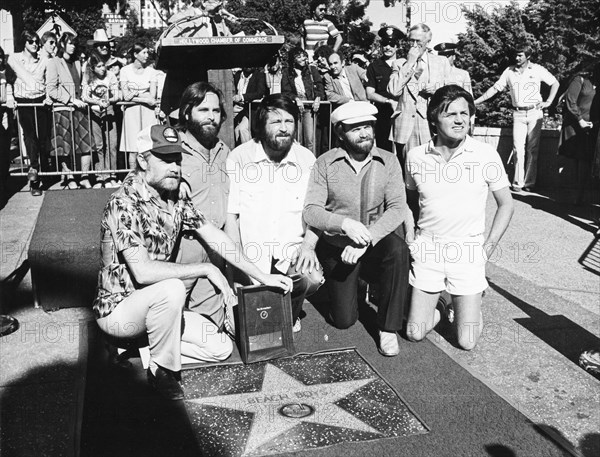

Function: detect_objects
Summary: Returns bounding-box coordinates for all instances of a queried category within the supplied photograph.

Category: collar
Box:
[180,129,224,157]
[511,62,533,72]
[331,145,385,165]
[425,135,476,160]
[250,140,300,166]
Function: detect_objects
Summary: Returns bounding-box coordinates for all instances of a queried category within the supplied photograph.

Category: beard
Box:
[188,118,220,148]
[345,135,374,157]
[263,132,294,161]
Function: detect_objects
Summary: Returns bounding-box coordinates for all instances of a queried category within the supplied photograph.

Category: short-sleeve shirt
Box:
[366,58,395,99]
[493,63,558,108]
[405,136,510,238]
[93,171,206,318]
[226,140,315,273]
[303,18,340,58]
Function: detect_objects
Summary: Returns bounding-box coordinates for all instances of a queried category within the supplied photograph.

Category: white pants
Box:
[96,278,233,372]
[512,109,543,188]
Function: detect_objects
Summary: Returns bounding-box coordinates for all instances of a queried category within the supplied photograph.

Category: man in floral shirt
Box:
[93,125,291,400]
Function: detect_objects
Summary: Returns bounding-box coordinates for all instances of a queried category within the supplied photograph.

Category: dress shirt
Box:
[227,140,316,273]
[180,130,230,229]
[493,62,558,108]
[339,70,354,99]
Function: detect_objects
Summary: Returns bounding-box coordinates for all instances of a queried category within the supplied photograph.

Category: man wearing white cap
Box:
[93,125,292,401]
[87,29,114,64]
[303,101,411,356]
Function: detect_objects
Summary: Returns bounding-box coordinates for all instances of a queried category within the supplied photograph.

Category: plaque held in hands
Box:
[237,284,295,363]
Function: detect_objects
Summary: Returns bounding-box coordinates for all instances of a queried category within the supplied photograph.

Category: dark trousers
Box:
[15,97,50,171]
[316,232,409,332]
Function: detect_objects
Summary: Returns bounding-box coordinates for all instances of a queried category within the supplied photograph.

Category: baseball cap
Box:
[137,125,184,155]
[330,102,378,126]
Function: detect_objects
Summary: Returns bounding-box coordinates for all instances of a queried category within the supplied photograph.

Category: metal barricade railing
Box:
[248,99,333,155]
[4,101,163,178]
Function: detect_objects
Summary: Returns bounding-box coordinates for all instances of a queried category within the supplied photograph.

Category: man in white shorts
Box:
[405,84,514,350]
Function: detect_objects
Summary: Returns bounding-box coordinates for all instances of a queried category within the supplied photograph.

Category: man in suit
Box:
[233,67,268,145]
[323,51,367,108]
[434,42,472,94]
[387,23,451,170]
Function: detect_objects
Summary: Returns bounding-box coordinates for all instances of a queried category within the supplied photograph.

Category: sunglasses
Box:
[46,41,56,45]
[27,39,40,45]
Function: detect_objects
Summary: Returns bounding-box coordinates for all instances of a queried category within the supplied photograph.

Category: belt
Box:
[514,105,538,111]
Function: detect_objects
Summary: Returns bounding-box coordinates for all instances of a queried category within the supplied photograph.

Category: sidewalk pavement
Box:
[0,183,599,456]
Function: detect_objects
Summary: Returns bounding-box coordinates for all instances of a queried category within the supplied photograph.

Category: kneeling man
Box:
[93,125,291,400]
[303,101,411,356]
[405,85,513,350]
[226,94,323,331]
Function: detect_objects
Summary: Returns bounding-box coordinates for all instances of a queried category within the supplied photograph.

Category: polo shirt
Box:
[226,140,316,273]
[304,146,407,248]
[493,62,557,108]
[405,135,510,238]
[180,130,230,229]
[366,58,395,98]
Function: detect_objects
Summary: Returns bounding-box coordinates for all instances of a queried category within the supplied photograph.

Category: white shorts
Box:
[408,232,488,296]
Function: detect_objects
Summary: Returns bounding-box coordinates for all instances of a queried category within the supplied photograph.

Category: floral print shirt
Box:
[93,171,205,318]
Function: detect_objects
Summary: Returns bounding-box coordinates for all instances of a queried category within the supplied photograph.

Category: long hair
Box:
[86,52,105,83]
[287,47,309,74]
[177,81,227,128]
[57,32,77,58]
[427,84,475,126]
[128,43,147,62]
[253,94,299,143]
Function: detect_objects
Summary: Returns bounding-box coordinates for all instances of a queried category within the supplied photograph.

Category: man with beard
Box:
[94,124,292,400]
[176,81,233,337]
[303,101,411,356]
[226,94,323,332]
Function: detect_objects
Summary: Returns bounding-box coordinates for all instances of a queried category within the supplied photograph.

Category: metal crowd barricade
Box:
[248,99,333,155]
[6,100,164,179]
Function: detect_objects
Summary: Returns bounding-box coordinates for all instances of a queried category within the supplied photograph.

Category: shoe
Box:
[105,179,119,188]
[579,349,600,376]
[378,330,400,357]
[292,318,302,333]
[79,178,92,189]
[147,366,184,400]
[30,181,43,197]
[27,167,38,182]
[63,178,79,190]
[92,181,105,189]
[510,185,522,193]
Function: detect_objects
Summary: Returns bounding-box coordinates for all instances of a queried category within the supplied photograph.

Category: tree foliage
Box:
[459,0,600,127]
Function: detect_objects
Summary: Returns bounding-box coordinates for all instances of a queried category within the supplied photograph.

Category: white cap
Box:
[330,101,378,126]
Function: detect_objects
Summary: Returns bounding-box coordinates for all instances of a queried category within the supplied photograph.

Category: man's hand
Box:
[73,99,87,109]
[341,244,368,265]
[578,118,593,130]
[406,45,422,64]
[206,265,237,307]
[421,83,438,96]
[259,274,293,293]
[291,243,320,274]
[341,218,372,246]
[537,101,551,110]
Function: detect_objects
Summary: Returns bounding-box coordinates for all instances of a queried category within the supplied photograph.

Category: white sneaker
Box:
[292,318,302,333]
[378,330,399,357]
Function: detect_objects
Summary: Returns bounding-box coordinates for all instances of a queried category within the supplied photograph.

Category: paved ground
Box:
[0,179,599,457]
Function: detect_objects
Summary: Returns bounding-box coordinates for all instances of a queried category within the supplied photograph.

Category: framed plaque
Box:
[237,284,295,364]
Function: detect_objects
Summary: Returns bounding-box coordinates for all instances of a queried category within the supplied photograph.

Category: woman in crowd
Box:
[83,52,120,188]
[46,32,94,189]
[281,47,324,153]
[119,43,159,168]
[558,61,599,204]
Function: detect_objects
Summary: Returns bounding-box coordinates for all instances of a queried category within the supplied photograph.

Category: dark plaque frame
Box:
[237,284,295,364]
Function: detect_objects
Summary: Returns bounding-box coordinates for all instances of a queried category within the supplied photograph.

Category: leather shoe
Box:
[30,181,43,197]
[378,330,400,357]
[147,366,184,400]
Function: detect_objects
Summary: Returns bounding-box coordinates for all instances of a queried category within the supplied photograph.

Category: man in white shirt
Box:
[475,43,559,192]
[323,51,367,108]
[226,94,323,332]
[405,84,514,351]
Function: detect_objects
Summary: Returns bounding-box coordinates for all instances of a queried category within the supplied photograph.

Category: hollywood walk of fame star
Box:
[187,363,381,455]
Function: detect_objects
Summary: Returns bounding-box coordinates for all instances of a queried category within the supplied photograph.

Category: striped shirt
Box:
[303,18,340,57]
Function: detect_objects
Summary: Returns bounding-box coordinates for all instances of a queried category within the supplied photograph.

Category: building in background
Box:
[0,9,15,54]
[103,4,128,38]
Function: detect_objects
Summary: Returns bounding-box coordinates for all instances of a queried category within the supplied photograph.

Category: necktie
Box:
[414,58,425,79]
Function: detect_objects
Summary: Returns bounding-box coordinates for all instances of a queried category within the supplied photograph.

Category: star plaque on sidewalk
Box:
[182,349,428,456]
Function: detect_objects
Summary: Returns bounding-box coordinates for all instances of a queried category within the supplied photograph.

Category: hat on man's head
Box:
[137,125,184,155]
[378,25,405,44]
[87,29,114,46]
[330,102,378,126]
[433,42,457,56]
